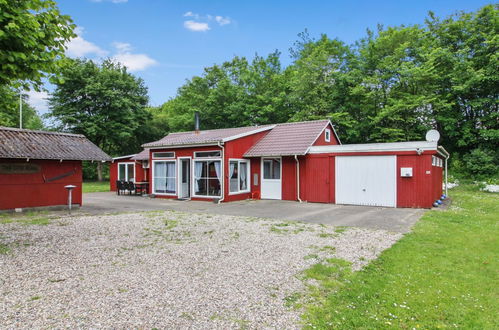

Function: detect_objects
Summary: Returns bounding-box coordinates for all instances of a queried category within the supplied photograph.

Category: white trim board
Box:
[309,141,439,154]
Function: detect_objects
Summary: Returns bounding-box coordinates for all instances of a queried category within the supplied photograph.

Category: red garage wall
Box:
[301,155,332,203]
[312,123,340,146]
[397,154,435,208]
[0,159,82,210]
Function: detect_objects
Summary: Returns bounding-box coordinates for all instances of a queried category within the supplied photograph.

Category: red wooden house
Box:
[0,127,111,211]
[110,120,448,208]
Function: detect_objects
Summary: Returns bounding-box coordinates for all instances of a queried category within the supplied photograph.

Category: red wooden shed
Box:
[0,127,111,211]
[110,120,449,208]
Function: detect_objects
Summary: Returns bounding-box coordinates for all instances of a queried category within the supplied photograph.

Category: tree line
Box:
[0,2,497,179]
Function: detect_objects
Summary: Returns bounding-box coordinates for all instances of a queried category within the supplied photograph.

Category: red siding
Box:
[312,123,340,146]
[302,156,331,203]
[281,156,297,201]
[250,158,261,198]
[397,154,436,208]
[224,130,269,202]
[0,159,82,210]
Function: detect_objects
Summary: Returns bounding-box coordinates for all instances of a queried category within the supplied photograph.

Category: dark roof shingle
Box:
[244,120,332,157]
[0,127,111,161]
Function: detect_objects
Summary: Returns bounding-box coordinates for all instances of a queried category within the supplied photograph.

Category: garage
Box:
[335,155,397,207]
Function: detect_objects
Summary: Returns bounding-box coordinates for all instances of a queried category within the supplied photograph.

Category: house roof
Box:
[308,141,439,154]
[142,125,275,148]
[131,149,149,161]
[244,120,335,157]
[0,127,112,161]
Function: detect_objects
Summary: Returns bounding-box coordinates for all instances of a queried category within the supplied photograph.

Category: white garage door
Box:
[335,155,396,207]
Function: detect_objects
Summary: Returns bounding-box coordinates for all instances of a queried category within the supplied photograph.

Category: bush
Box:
[82,161,109,181]
[462,148,498,180]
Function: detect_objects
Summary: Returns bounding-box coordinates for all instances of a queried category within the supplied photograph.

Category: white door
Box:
[178,158,190,199]
[261,158,281,200]
[335,156,396,207]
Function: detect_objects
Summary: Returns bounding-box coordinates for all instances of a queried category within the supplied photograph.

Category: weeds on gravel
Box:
[0,242,10,254]
[0,211,53,226]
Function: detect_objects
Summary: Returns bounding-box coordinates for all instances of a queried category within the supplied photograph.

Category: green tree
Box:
[0,0,75,89]
[48,58,151,180]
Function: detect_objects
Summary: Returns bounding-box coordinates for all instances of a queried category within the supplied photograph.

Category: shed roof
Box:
[131,149,149,161]
[0,127,111,161]
[244,120,335,157]
[142,125,275,148]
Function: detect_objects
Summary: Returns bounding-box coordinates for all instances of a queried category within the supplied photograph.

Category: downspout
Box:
[217,141,225,204]
[294,155,302,202]
[438,146,450,196]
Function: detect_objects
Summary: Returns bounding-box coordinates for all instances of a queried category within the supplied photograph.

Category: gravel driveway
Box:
[0,211,401,329]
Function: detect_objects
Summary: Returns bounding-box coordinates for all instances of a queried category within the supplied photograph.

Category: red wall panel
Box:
[109,158,145,191]
[397,154,434,208]
[0,159,82,210]
[281,156,297,201]
[302,156,330,203]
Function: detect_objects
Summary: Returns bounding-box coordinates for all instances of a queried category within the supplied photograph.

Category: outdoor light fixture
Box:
[64,185,77,214]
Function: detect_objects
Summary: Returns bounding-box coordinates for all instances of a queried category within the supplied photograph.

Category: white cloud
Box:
[184,20,210,32]
[183,11,199,19]
[65,26,108,58]
[25,90,49,113]
[111,42,157,71]
[215,16,231,26]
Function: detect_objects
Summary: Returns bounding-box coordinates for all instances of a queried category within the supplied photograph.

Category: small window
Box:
[118,163,135,182]
[263,158,280,180]
[229,159,250,194]
[153,152,175,158]
[325,129,331,142]
[194,151,221,158]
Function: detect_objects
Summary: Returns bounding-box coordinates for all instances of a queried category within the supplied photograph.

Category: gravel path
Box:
[0,211,402,329]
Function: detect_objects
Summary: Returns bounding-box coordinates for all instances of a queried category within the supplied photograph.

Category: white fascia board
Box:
[222,125,276,143]
[112,154,137,160]
[308,141,438,154]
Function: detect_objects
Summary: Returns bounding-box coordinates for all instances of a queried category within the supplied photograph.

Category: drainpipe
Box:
[217,141,225,204]
[438,146,450,196]
[294,155,302,202]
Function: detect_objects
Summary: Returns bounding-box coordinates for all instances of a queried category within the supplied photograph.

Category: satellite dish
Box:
[425,129,440,142]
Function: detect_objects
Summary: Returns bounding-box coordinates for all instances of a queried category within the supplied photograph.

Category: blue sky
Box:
[29,0,492,113]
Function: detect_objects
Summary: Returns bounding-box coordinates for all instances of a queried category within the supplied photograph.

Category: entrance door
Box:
[335,155,396,207]
[261,158,281,199]
[178,158,191,199]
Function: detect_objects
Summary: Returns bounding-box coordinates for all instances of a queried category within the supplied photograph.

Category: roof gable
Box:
[0,127,111,161]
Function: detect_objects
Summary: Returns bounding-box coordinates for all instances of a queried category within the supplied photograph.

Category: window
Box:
[118,163,135,182]
[325,129,331,142]
[229,159,250,194]
[153,161,176,194]
[194,151,221,158]
[153,152,175,158]
[263,158,281,180]
[194,160,221,197]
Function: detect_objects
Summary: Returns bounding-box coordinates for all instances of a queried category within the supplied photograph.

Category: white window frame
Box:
[177,156,192,199]
[194,150,221,158]
[192,158,223,198]
[228,158,251,195]
[118,162,135,182]
[153,151,175,159]
[262,157,282,180]
[152,159,177,196]
[325,128,331,142]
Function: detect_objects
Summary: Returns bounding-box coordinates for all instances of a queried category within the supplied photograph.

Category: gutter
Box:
[217,141,225,204]
[294,155,302,202]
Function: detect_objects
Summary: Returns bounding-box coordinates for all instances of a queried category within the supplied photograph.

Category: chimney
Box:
[194,111,200,134]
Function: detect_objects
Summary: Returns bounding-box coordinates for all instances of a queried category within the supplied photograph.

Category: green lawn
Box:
[82,181,110,193]
[301,185,498,329]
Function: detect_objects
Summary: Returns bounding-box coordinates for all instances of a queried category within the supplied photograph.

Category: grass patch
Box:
[301,185,498,329]
[0,211,52,226]
[83,181,110,193]
[0,243,10,254]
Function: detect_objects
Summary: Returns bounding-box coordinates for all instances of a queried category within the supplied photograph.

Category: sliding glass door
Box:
[153,160,176,195]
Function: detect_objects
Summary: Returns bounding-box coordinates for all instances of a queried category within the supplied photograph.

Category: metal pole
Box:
[19,91,23,129]
[445,157,448,196]
[68,189,72,214]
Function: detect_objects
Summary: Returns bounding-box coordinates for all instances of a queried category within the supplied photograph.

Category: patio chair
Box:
[125,181,135,195]
[116,180,125,195]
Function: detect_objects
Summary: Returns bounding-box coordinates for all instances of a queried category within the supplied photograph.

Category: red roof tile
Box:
[244,120,332,157]
[0,127,111,161]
